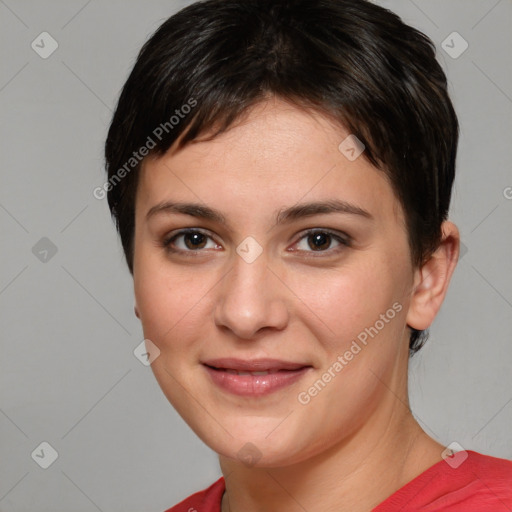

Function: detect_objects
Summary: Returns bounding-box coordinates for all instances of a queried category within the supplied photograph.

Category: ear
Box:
[134,304,140,319]
[406,220,460,331]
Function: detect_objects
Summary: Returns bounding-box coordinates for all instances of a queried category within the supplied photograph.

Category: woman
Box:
[104,0,512,510]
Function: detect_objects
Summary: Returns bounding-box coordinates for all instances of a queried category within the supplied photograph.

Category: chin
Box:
[197,420,316,469]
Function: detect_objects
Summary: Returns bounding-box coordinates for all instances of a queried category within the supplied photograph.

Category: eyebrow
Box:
[146,199,373,228]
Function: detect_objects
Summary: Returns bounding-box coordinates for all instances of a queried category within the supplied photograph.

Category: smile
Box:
[202,358,313,396]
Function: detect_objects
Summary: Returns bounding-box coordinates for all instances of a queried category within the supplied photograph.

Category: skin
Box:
[132,97,460,512]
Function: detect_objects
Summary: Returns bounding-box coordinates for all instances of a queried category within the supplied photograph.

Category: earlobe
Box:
[406,221,460,331]
[134,305,140,319]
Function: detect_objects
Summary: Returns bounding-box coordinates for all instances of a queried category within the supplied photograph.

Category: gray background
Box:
[1,0,511,510]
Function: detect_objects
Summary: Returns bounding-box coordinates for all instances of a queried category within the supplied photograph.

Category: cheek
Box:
[286,258,401,350]
[133,248,211,343]
[290,262,408,442]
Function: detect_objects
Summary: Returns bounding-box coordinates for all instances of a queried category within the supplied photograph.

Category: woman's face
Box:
[133,98,417,467]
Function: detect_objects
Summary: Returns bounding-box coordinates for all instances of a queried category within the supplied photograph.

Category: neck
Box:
[219,402,444,512]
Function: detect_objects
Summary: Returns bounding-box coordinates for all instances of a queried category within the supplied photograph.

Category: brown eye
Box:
[293,229,350,255]
[307,232,332,251]
[163,229,219,253]
[182,232,208,250]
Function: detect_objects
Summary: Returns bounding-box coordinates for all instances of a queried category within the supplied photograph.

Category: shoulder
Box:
[163,477,225,512]
[468,449,512,467]
[426,450,512,511]
[374,450,512,512]
[464,450,512,486]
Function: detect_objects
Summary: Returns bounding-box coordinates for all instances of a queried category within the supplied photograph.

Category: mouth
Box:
[212,368,289,376]
[202,358,313,396]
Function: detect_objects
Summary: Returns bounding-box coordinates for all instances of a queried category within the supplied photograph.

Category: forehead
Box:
[136,99,403,226]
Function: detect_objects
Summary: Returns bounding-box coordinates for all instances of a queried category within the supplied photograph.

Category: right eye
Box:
[162,229,222,254]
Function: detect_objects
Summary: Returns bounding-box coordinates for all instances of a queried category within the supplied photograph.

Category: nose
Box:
[214,248,289,340]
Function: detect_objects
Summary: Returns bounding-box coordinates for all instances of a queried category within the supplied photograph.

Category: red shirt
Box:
[164,451,512,511]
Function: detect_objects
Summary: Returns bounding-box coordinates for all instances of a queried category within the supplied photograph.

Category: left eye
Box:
[293,230,349,253]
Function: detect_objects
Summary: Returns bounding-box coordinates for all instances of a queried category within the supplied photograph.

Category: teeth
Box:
[225,369,271,376]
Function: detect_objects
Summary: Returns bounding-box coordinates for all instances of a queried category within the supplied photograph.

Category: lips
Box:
[202,358,313,396]
[202,357,310,372]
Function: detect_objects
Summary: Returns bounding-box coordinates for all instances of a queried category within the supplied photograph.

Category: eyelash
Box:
[162,228,351,257]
